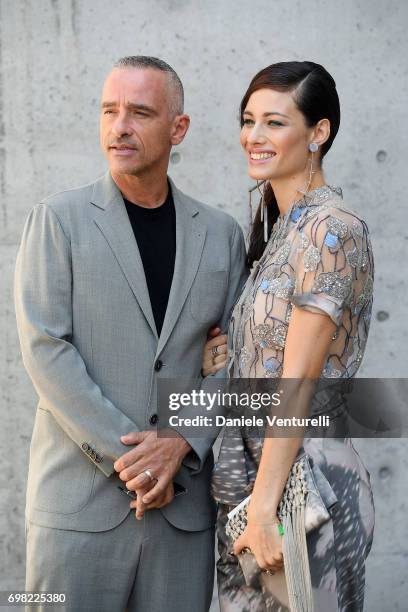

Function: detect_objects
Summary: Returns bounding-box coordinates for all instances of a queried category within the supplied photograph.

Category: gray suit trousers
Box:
[26,511,215,612]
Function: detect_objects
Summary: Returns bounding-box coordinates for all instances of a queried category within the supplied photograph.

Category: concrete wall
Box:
[0,1,407,610]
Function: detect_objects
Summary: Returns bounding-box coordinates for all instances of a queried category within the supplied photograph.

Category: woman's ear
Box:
[312,118,331,148]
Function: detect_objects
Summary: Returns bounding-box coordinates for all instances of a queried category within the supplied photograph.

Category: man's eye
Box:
[104,110,114,115]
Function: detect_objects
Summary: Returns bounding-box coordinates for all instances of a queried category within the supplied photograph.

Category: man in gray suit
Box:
[14,56,247,612]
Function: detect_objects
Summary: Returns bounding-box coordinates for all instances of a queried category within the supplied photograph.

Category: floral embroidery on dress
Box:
[272,240,291,265]
[298,232,310,250]
[253,323,287,350]
[263,356,282,378]
[326,216,349,239]
[259,273,294,299]
[351,219,363,238]
[303,244,321,272]
[346,246,368,271]
[312,272,353,302]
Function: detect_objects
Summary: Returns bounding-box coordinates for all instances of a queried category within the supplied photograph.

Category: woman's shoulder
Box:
[298,192,370,241]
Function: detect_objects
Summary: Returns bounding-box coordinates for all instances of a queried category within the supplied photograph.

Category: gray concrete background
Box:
[0,0,407,610]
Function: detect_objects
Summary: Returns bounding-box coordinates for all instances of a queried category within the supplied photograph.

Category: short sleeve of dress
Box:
[290,207,374,327]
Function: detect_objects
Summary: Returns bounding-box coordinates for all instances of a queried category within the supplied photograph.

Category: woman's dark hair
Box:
[242,61,340,268]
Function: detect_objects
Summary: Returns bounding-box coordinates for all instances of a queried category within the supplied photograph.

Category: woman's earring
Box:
[263,189,268,243]
[258,181,268,243]
[248,185,254,230]
[304,142,319,194]
[248,180,268,243]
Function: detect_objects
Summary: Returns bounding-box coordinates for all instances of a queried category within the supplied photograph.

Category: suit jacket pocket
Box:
[28,408,97,515]
[189,270,228,324]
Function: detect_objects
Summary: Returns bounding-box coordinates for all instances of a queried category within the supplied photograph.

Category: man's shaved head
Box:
[113,56,184,117]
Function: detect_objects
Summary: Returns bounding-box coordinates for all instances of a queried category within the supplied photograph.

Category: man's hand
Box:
[130,481,175,520]
[114,429,191,506]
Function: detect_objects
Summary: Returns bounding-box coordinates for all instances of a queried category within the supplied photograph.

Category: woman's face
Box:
[240,88,315,182]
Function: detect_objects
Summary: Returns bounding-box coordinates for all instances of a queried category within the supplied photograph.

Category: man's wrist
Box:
[166,428,192,458]
[177,435,192,458]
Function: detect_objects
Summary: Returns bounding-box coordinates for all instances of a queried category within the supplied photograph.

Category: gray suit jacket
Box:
[14,172,247,533]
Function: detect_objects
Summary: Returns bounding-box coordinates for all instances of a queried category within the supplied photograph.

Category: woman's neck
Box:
[270,169,326,216]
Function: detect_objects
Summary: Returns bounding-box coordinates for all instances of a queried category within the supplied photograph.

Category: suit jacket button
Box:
[82,442,89,452]
[154,359,163,372]
[149,414,159,426]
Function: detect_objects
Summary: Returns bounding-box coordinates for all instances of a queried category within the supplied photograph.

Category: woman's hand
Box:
[233,504,284,573]
[201,326,228,376]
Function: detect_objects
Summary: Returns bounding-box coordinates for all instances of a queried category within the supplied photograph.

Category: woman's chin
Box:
[247,166,274,182]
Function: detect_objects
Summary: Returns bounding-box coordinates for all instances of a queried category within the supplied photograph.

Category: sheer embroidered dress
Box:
[213,185,375,612]
[229,185,373,380]
[212,185,374,505]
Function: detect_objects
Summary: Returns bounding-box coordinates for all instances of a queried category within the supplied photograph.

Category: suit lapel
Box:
[157,179,206,355]
[90,173,158,338]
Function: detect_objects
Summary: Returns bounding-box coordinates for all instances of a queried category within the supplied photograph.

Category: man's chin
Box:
[109,161,142,177]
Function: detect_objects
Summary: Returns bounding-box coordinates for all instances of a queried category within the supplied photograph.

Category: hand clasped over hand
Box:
[114,429,191,519]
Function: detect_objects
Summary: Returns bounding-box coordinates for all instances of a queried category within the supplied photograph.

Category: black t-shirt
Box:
[124,187,176,336]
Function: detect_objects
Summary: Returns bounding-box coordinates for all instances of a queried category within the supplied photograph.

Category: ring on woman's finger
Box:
[263,569,275,575]
[211,345,219,357]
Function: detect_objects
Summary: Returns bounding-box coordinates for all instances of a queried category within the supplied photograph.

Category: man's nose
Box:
[111,112,132,138]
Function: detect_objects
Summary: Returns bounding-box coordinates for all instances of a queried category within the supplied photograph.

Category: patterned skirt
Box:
[214,438,375,612]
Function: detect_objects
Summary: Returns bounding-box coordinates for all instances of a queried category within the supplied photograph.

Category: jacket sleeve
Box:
[14,204,139,478]
[180,220,249,473]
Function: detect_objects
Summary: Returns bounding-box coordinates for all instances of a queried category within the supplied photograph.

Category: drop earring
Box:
[248,180,268,243]
[296,142,320,199]
[305,142,319,194]
[258,180,268,243]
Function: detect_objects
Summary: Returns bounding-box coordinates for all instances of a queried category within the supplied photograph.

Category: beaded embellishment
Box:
[326,216,349,239]
[303,244,321,272]
[312,272,353,301]
[253,323,287,350]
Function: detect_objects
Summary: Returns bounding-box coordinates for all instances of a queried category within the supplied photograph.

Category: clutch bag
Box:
[225,454,337,612]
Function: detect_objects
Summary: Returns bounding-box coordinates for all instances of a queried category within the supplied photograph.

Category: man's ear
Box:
[171,114,190,145]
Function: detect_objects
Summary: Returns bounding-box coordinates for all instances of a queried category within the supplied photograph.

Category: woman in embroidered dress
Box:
[202,62,375,611]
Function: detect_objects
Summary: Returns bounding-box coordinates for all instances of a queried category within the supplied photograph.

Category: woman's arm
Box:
[234,306,335,570]
[250,305,335,511]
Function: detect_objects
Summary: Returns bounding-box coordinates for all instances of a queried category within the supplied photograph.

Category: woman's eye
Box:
[268,120,284,127]
[242,118,254,125]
